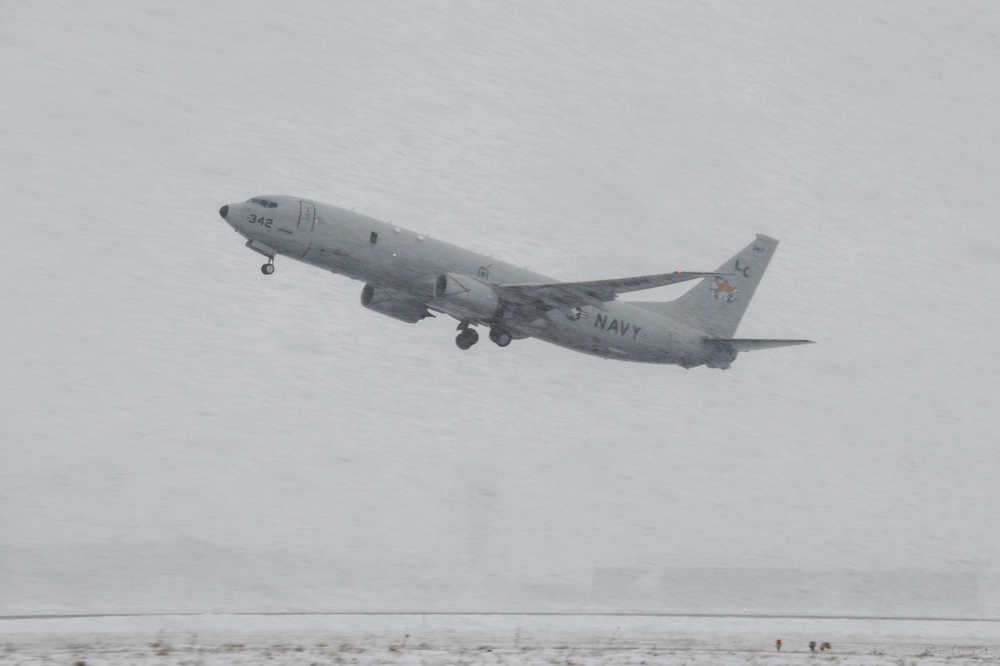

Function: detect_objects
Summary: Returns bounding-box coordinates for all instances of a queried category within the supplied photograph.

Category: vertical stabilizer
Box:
[636,235,779,338]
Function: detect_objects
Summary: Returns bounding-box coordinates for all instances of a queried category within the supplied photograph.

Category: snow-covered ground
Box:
[2,614,999,665]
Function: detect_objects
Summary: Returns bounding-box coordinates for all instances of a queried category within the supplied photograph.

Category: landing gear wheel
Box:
[261,262,275,275]
[489,328,512,347]
[455,328,479,350]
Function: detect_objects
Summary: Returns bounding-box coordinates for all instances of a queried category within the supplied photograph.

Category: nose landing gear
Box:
[261,259,275,275]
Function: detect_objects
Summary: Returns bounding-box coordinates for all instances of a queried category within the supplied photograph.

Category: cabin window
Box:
[370,231,378,244]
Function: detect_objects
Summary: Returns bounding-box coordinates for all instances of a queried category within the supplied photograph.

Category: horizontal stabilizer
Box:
[705,338,815,352]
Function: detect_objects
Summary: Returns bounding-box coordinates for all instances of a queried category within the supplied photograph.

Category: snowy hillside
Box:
[2,1,999,616]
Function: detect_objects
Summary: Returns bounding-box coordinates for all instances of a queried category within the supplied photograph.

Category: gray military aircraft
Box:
[217,196,812,368]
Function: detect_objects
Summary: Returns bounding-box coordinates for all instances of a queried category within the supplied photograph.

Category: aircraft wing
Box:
[496,271,723,312]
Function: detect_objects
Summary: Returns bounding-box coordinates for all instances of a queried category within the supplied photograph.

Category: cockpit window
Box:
[247,198,278,208]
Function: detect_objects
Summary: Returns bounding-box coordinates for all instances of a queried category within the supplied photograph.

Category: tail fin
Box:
[633,234,779,338]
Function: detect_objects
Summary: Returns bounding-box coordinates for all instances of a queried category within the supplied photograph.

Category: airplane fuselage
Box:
[218,195,805,367]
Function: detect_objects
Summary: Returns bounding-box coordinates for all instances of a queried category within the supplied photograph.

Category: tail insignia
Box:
[710,277,738,302]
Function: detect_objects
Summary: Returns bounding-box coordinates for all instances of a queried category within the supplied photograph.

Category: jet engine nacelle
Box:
[433,273,500,321]
[361,283,430,324]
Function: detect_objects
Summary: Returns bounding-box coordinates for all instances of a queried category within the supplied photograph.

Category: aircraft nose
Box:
[219,205,229,219]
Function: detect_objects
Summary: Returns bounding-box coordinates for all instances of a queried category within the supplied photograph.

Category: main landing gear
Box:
[455,322,479,350]
[489,328,512,347]
[261,259,275,275]
[455,322,513,350]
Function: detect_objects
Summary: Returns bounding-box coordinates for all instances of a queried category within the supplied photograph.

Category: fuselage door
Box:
[298,201,316,233]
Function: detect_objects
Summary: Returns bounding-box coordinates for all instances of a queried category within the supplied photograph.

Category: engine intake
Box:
[361,284,430,324]
[433,273,501,321]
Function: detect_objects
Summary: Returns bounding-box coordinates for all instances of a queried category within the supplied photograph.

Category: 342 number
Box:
[249,214,273,228]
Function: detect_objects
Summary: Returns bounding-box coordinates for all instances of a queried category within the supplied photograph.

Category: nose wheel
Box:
[261,260,275,275]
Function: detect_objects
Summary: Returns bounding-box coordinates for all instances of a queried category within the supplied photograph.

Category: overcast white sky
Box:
[2,0,999,616]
